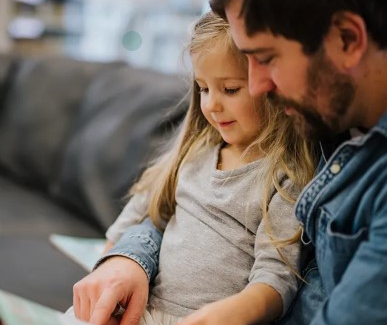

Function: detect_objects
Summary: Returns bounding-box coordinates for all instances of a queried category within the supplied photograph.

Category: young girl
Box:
[72,12,316,325]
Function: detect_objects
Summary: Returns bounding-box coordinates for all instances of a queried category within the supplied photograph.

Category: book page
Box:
[0,290,89,325]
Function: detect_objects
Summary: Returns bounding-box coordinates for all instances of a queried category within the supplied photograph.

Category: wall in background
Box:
[6,0,210,74]
[0,0,12,52]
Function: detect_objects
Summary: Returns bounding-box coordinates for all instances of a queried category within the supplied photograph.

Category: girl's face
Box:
[192,43,262,151]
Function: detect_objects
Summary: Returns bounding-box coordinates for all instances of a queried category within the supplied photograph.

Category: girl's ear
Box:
[324,11,368,71]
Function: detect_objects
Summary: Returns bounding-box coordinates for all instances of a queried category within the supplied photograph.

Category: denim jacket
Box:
[294,113,387,325]
[102,113,387,324]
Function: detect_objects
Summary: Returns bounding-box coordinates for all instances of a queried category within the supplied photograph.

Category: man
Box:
[208,1,386,324]
[73,1,387,324]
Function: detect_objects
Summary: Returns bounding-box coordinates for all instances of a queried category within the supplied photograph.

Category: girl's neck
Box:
[217,143,262,171]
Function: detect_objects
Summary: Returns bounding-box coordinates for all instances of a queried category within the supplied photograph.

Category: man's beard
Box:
[267,49,356,141]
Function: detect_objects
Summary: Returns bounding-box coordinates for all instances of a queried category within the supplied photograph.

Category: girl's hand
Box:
[72,256,148,325]
[176,283,282,325]
[175,299,248,325]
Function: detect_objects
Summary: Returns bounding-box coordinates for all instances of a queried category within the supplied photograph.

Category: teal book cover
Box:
[49,234,106,272]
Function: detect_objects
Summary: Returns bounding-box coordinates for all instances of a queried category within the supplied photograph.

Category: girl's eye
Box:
[198,87,209,94]
[225,87,240,95]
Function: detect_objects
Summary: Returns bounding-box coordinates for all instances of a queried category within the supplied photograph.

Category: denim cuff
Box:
[93,219,162,282]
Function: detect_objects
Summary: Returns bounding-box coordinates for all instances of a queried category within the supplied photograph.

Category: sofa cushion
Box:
[0,235,88,312]
[0,174,102,311]
[0,174,101,237]
[0,54,16,111]
[52,66,188,230]
[0,55,124,190]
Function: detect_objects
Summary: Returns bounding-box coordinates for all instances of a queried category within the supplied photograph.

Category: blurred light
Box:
[122,31,142,51]
[13,0,46,5]
[8,17,45,39]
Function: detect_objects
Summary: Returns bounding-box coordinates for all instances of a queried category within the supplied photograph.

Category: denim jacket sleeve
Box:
[311,187,387,325]
[94,218,163,282]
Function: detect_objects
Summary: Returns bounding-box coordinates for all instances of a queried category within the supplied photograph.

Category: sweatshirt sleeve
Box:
[248,178,301,317]
[105,192,150,243]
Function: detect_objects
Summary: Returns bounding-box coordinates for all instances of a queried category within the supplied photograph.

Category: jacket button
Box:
[330,163,341,174]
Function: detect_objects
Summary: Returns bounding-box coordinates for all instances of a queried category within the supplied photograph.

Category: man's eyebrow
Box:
[240,47,274,55]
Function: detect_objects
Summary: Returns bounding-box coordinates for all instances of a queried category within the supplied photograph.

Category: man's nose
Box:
[247,57,276,97]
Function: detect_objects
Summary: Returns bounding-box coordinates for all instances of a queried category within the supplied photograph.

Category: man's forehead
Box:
[225,0,245,25]
[229,22,278,53]
[225,5,288,53]
[225,0,243,16]
[225,0,269,48]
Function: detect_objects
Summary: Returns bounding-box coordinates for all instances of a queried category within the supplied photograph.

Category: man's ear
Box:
[326,11,368,70]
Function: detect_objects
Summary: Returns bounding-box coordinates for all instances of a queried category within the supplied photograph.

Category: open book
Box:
[49,234,107,272]
[0,289,89,325]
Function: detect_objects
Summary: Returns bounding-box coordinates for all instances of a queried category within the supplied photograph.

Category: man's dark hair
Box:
[210,0,387,54]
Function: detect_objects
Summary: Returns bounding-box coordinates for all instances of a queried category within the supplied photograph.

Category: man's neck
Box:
[356,46,387,128]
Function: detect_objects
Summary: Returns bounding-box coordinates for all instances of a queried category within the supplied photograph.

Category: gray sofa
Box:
[0,54,188,311]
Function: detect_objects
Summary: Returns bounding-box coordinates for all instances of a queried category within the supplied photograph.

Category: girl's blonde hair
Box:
[131,12,317,270]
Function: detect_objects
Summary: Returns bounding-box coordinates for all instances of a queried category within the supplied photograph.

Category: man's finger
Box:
[81,294,93,321]
[73,292,81,318]
[106,317,120,325]
[119,291,147,325]
[90,288,123,325]
[89,295,97,320]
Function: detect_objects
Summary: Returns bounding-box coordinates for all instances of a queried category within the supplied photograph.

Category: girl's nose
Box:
[206,94,223,112]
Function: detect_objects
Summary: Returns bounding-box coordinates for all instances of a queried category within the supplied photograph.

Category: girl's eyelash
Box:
[225,87,240,95]
[198,87,241,94]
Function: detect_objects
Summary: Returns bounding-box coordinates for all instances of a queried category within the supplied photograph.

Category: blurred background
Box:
[0,0,212,311]
[0,0,212,74]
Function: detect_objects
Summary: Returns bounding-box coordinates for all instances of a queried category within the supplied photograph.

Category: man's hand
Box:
[73,256,148,325]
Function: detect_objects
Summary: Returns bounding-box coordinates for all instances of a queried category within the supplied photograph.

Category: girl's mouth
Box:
[218,121,235,127]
